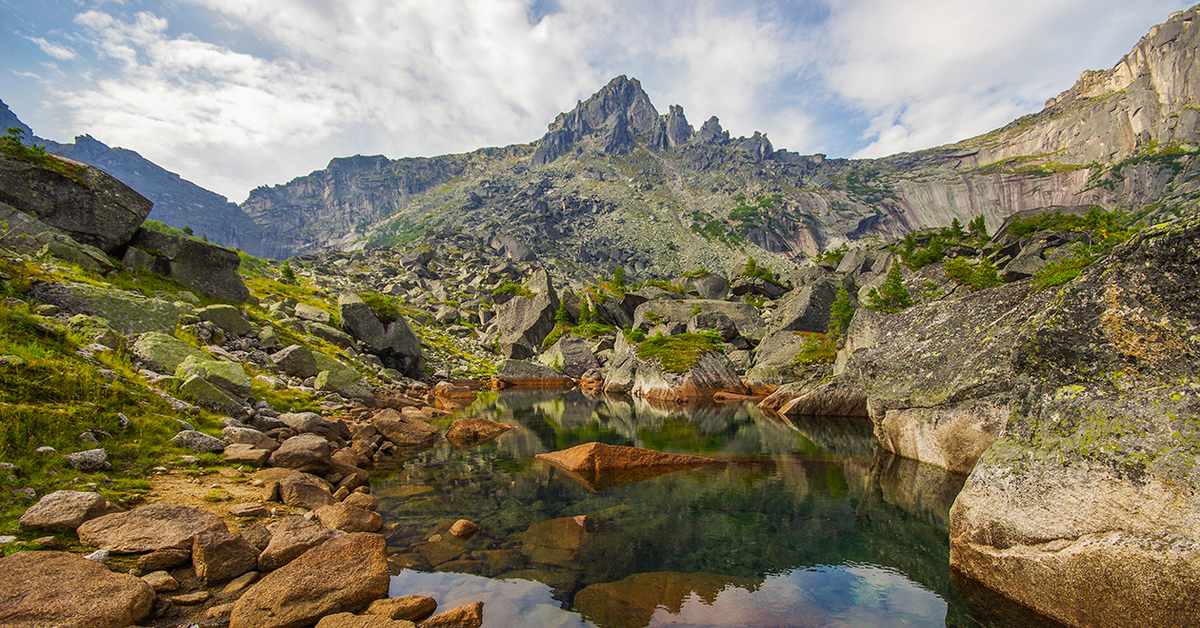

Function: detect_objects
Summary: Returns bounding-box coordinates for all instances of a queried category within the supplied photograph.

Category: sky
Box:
[1,0,1194,202]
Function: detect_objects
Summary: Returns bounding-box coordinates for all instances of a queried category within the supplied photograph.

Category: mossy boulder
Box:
[175,355,252,398]
[124,227,250,302]
[131,332,210,374]
[31,281,184,335]
[315,368,375,404]
[196,304,251,336]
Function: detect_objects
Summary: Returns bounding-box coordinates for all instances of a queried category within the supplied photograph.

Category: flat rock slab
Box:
[536,442,722,491]
[418,601,484,628]
[367,595,437,622]
[18,490,108,532]
[77,503,228,553]
[230,532,389,628]
[0,550,155,628]
[444,417,513,450]
[316,612,417,627]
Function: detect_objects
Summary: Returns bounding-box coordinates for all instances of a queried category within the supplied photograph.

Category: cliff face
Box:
[228,6,1200,268]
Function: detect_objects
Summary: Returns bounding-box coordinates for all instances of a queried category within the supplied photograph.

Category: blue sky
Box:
[2,0,1193,201]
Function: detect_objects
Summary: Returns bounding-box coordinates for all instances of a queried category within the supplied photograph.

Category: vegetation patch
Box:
[493,282,535,300]
[791,332,837,365]
[636,331,724,373]
[360,292,400,325]
[944,258,1002,291]
[1,128,85,184]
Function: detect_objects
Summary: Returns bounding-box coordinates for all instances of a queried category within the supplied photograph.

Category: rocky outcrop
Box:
[493,269,558,358]
[123,227,250,302]
[0,550,155,628]
[947,213,1200,627]
[337,293,425,377]
[131,332,210,374]
[30,281,183,335]
[631,351,749,402]
[537,334,600,378]
[492,359,573,388]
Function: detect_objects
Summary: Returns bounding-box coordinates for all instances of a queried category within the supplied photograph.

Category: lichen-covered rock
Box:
[631,351,748,401]
[176,354,253,397]
[0,154,152,253]
[537,334,600,378]
[271,344,319,378]
[77,503,228,553]
[196,304,251,336]
[18,490,108,532]
[316,367,375,403]
[124,226,250,302]
[494,269,558,355]
[171,430,228,454]
[30,281,183,335]
[633,299,765,343]
[492,359,573,388]
[130,331,210,374]
[179,374,245,413]
[337,293,426,377]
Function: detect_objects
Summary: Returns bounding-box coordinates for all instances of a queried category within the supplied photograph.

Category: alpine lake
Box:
[372,389,1063,628]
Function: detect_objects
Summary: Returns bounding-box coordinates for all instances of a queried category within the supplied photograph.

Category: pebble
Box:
[84,549,109,563]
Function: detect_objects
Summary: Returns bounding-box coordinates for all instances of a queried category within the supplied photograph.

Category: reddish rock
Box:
[18,490,109,532]
[574,571,763,628]
[258,515,340,572]
[449,519,480,541]
[230,532,389,628]
[418,601,484,628]
[535,442,721,489]
[316,503,383,533]
[0,550,155,628]
[77,503,227,553]
[279,471,336,510]
[193,529,258,584]
[367,595,437,622]
[372,408,439,449]
[444,417,513,450]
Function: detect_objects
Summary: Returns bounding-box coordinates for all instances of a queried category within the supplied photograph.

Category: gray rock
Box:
[315,368,375,404]
[66,448,108,471]
[196,304,252,336]
[270,434,334,471]
[634,299,765,343]
[494,269,559,353]
[224,444,272,467]
[179,374,245,413]
[293,303,331,324]
[277,412,339,439]
[771,279,840,334]
[337,293,426,377]
[30,281,183,335]
[18,490,109,532]
[538,334,600,379]
[124,227,250,302]
[270,344,318,378]
[493,359,573,388]
[175,355,253,397]
[306,321,357,350]
[687,273,730,300]
[171,430,228,454]
[37,237,115,274]
[631,351,748,401]
[222,426,279,451]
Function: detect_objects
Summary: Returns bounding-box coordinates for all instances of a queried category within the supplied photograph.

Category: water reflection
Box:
[373,390,1003,627]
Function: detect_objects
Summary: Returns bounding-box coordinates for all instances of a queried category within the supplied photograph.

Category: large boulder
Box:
[537,442,719,474]
[271,434,335,471]
[946,215,1200,627]
[230,532,390,628]
[175,355,253,397]
[686,272,730,300]
[131,332,210,374]
[193,528,258,584]
[179,374,245,413]
[0,550,155,628]
[770,278,840,333]
[30,281,183,335]
[258,515,341,572]
[445,417,514,450]
[0,154,152,253]
[171,429,228,454]
[277,412,340,439]
[372,408,439,449]
[18,490,109,532]
[492,359,574,388]
[494,269,559,355]
[746,329,833,390]
[537,334,600,378]
[315,368,376,404]
[271,344,319,378]
[123,226,250,302]
[196,304,251,336]
[76,503,228,553]
[337,293,425,377]
[632,351,748,401]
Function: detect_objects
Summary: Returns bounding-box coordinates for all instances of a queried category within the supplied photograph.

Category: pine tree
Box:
[280,261,296,283]
[949,218,965,241]
[968,215,988,240]
[827,285,856,337]
[867,263,914,313]
[182,225,194,236]
[613,265,625,291]
[579,299,592,325]
[743,257,758,277]
[554,300,570,326]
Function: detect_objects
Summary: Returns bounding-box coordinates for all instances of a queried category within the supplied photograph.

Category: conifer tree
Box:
[867,263,914,313]
[555,300,570,326]
[827,285,856,337]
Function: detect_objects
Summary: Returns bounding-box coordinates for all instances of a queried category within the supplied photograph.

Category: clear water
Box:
[372,389,1047,628]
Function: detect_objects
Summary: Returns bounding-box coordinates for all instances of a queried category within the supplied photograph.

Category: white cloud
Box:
[25,35,77,60]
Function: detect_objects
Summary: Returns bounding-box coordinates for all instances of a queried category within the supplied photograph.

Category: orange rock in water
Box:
[535,442,722,491]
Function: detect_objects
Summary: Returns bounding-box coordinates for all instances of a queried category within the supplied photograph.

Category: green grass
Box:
[1,128,85,184]
[944,257,1002,291]
[1035,250,1097,290]
[360,292,400,325]
[790,332,837,365]
[636,331,724,373]
[493,282,535,299]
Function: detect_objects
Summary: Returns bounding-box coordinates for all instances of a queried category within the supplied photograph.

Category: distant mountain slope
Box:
[240,5,1200,277]
[0,101,266,256]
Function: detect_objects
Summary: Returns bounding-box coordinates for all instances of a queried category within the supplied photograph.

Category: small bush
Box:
[636,331,725,373]
[493,282,534,299]
[360,292,399,325]
[791,332,837,365]
[944,257,1002,291]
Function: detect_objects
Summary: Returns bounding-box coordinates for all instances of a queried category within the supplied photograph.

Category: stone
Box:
[29,281,182,335]
[65,447,108,471]
[77,503,227,553]
[372,408,439,449]
[315,503,383,533]
[444,417,513,450]
[278,411,340,439]
[258,515,341,572]
[278,471,336,510]
[66,314,123,349]
[37,237,115,273]
[125,226,251,302]
[223,425,279,451]
[343,491,379,511]
[271,344,319,378]
[449,519,480,541]
[366,595,437,622]
[294,303,332,324]
[271,433,335,471]
[777,378,869,418]
[141,570,180,592]
[0,154,152,253]
[193,528,259,584]
[179,374,245,413]
[0,550,155,628]
[631,351,749,401]
[337,293,426,377]
[492,359,573,388]
[537,442,719,475]
[687,273,730,300]
[171,429,228,454]
[225,443,272,467]
[316,613,417,628]
[18,490,108,531]
[634,299,765,343]
[494,269,559,351]
[308,321,358,350]
[229,501,270,517]
[417,601,484,628]
[222,570,259,594]
[176,354,253,397]
[537,334,600,378]
[230,532,390,628]
[771,279,840,333]
[135,547,191,573]
[130,331,210,374]
[197,304,252,336]
[316,367,376,403]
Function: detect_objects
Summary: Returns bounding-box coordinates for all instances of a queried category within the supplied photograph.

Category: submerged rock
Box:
[574,571,762,628]
[444,417,514,450]
[536,442,720,490]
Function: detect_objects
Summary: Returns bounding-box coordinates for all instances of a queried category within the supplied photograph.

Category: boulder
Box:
[176,354,253,397]
[537,442,719,475]
[278,471,336,510]
[633,299,765,342]
[730,276,790,299]
[492,359,573,388]
[776,379,869,418]
[196,304,252,336]
[294,303,332,323]
[225,444,272,467]
[77,503,228,553]
[771,279,839,333]
[131,332,210,374]
[223,426,279,451]
[519,515,632,582]
[444,417,514,450]
[29,281,182,335]
[271,344,319,378]
[315,613,416,628]
[315,503,383,533]
[537,334,600,378]
[494,269,559,352]
[308,322,357,350]
[193,528,258,584]
[687,273,730,300]
[316,368,376,404]
[0,550,155,628]
[65,448,108,471]
[746,331,834,391]
[230,532,390,628]
[366,596,437,622]
[37,236,115,273]
[258,515,340,572]
[632,351,748,401]
[372,408,439,449]
[124,226,251,302]
[18,490,108,532]
[179,374,245,413]
[0,154,152,253]
[270,437,331,470]
[278,412,340,439]
[337,293,426,377]
[418,601,484,628]
[171,430,228,454]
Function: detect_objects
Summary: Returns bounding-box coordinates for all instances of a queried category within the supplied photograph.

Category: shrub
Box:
[493,282,534,299]
[359,292,399,325]
[280,261,296,283]
[791,332,837,365]
[866,264,914,313]
[944,257,1002,291]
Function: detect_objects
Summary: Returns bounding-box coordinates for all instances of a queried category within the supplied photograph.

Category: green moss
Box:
[359,292,399,325]
[493,282,535,299]
[636,331,724,373]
